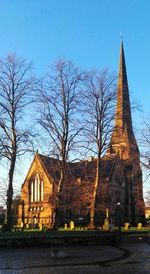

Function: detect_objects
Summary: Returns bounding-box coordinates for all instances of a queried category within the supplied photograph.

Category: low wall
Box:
[0,231,119,247]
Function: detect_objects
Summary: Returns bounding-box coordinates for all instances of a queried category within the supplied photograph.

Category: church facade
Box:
[18,43,145,228]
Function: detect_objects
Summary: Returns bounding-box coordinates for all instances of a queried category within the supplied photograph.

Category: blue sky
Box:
[0,0,150,194]
[0,0,150,111]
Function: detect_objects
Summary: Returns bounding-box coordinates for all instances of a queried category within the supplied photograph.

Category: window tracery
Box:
[30,173,44,202]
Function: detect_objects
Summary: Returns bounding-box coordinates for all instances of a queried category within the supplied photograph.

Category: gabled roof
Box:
[36,153,118,181]
[38,153,61,181]
[22,152,122,189]
[21,153,60,188]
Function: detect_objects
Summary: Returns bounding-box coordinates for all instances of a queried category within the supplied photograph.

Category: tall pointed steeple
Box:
[109,42,139,160]
[115,42,133,132]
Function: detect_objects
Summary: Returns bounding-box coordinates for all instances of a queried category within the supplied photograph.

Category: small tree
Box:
[0,178,7,207]
[82,69,116,228]
[140,120,150,172]
[0,54,35,230]
[37,59,84,227]
[144,191,150,207]
[12,195,21,225]
[140,119,150,211]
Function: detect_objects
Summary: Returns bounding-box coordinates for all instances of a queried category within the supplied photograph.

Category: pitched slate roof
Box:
[38,153,61,181]
[37,153,118,181]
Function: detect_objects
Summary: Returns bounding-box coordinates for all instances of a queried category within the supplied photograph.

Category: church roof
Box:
[37,154,61,181]
[37,153,118,182]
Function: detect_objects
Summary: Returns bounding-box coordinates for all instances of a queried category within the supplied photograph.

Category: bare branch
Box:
[0,53,35,230]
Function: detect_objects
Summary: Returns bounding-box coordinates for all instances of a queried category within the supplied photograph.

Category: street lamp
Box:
[116,202,121,241]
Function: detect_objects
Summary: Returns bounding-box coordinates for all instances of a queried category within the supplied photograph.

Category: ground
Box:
[0,233,149,274]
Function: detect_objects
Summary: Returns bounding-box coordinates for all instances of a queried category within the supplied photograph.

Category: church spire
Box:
[115,42,132,132]
[109,42,139,160]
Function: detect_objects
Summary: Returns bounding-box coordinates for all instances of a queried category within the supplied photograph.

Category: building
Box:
[18,43,145,228]
[145,207,150,223]
[108,42,145,224]
[0,207,6,225]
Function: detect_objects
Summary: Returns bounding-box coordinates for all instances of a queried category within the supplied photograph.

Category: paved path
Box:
[0,236,149,273]
[0,245,124,273]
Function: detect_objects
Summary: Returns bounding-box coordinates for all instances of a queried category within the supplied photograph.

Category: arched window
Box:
[30,173,44,202]
[30,181,34,202]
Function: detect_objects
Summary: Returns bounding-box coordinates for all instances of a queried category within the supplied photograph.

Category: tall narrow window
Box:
[41,180,43,201]
[31,182,33,202]
[37,174,40,202]
[37,174,40,201]
[30,173,44,202]
[34,175,37,202]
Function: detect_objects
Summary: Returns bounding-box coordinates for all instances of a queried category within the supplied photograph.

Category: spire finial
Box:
[120,32,123,42]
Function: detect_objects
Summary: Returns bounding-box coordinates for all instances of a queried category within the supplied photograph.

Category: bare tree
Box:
[139,119,150,211]
[82,69,116,228]
[144,190,150,207]
[0,178,8,207]
[37,59,84,227]
[0,54,35,230]
[140,120,150,171]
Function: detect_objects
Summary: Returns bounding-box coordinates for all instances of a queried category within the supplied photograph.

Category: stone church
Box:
[18,43,145,228]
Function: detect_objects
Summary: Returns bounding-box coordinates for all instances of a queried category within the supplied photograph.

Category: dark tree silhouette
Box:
[0,54,35,230]
[82,69,116,228]
[37,59,84,227]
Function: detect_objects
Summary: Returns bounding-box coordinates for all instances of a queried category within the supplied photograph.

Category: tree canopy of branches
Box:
[140,120,150,171]
[82,69,116,227]
[37,59,84,226]
[0,54,35,230]
[140,119,150,209]
[145,190,150,207]
[0,177,8,207]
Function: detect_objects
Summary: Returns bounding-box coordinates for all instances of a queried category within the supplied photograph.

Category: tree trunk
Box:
[6,157,16,231]
[51,168,65,229]
[89,157,100,229]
